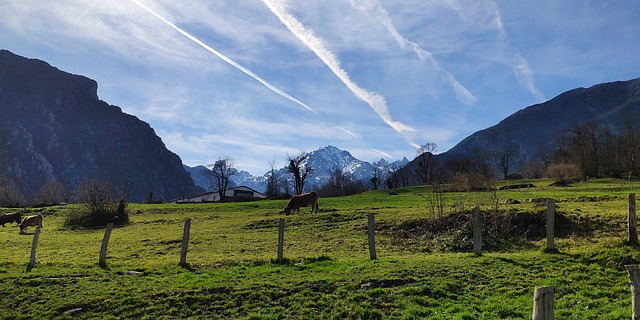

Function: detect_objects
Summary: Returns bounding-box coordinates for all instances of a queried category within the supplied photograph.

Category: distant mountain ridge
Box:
[398,77,640,181]
[190,79,640,191]
[0,50,202,202]
[444,78,640,159]
[188,146,409,193]
[4,49,639,202]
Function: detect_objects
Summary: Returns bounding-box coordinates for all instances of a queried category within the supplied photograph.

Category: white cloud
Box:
[262,0,416,143]
[2,0,638,175]
[350,0,477,105]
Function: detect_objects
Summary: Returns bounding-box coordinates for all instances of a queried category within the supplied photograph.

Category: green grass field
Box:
[1,179,640,319]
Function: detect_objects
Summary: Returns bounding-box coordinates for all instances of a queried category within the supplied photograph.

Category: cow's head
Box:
[284,206,292,215]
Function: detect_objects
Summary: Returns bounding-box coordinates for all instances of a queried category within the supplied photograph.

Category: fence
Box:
[20,193,640,318]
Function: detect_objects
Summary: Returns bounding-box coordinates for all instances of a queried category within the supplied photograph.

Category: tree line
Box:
[406,113,640,190]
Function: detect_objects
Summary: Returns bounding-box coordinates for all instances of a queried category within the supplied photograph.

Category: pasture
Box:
[1,178,640,319]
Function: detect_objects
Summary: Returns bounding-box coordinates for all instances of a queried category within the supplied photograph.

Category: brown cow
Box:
[19,214,43,234]
[0,212,21,227]
[284,191,319,215]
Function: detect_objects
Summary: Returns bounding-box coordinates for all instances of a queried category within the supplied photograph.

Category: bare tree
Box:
[386,163,400,189]
[203,156,236,202]
[536,142,554,169]
[265,157,282,199]
[286,152,313,195]
[319,166,367,197]
[69,179,128,227]
[520,159,546,179]
[494,145,519,180]
[370,165,385,190]
[415,143,437,185]
[620,108,640,176]
[0,183,23,208]
[34,180,66,205]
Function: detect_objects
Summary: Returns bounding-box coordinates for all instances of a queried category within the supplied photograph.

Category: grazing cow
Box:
[19,214,43,234]
[0,212,21,227]
[284,191,319,215]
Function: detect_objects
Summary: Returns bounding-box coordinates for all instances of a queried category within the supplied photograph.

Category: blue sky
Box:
[1,0,639,175]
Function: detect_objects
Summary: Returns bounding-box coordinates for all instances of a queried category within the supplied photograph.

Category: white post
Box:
[472,207,482,256]
[180,218,191,267]
[532,285,554,320]
[99,222,114,268]
[368,213,377,260]
[28,225,41,269]
[546,199,556,251]
[626,265,640,319]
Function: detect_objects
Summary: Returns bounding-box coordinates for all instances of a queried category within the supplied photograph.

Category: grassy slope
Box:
[0,179,639,319]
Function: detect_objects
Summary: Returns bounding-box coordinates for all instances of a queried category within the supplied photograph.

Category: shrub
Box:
[65,179,129,228]
[547,163,581,184]
[450,172,494,191]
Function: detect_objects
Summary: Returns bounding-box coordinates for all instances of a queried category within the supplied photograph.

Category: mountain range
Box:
[186,146,409,193]
[2,49,639,202]
[188,78,640,192]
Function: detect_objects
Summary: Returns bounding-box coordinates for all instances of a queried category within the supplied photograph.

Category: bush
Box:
[547,163,581,184]
[450,172,494,191]
[65,179,129,228]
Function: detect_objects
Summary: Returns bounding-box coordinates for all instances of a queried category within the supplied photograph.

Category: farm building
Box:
[169,186,267,203]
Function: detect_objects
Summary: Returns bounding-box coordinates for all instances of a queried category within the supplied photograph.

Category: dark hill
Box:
[400,77,640,181]
[0,50,202,203]
[447,78,640,159]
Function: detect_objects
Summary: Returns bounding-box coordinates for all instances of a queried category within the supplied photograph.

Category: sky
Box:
[1,1,639,175]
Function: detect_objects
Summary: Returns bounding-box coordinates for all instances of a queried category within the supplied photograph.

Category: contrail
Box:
[484,0,545,101]
[513,53,545,101]
[338,126,393,159]
[261,0,417,144]
[129,0,319,115]
[349,0,477,105]
[130,0,397,159]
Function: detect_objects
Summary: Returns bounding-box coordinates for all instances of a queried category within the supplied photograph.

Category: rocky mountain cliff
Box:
[0,50,202,203]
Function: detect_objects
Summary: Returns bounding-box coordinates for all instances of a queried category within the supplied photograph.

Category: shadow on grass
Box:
[540,247,561,254]
[270,255,334,266]
[179,263,197,272]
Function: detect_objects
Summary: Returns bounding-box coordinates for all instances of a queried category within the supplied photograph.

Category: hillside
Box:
[0,50,201,203]
[446,77,640,161]
[398,78,640,181]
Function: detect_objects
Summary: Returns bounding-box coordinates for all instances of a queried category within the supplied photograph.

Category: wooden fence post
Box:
[367,213,377,260]
[179,218,191,267]
[626,265,640,319]
[532,285,554,320]
[28,225,41,269]
[472,207,482,256]
[546,199,556,251]
[277,218,284,263]
[99,222,114,268]
[629,194,638,246]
